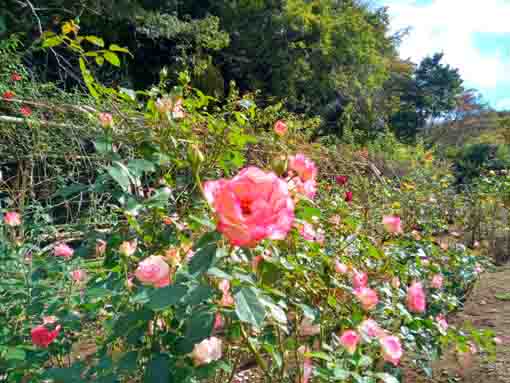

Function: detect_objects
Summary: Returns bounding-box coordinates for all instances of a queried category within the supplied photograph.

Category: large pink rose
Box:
[340,330,360,354]
[407,282,426,313]
[380,335,403,366]
[191,337,222,366]
[54,243,74,259]
[135,256,171,288]
[352,271,368,289]
[204,167,295,247]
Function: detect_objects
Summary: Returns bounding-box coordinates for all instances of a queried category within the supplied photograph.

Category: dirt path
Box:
[420,266,510,383]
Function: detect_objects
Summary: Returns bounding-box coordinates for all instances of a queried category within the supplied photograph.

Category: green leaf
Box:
[96,56,105,66]
[189,241,218,277]
[109,44,131,54]
[44,367,85,383]
[104,51,120,67]
[182,284,214,306]
[184,310,214,344]
[375,373,399,383]
[85,35,104,47]
[118,351,138,374]
[144,354,171,383]
[6,347,25,361]
[147,284,188,311]
[105,162,132,192]
[234,287,266,328]
[43,36,63,48]
[127,159,156,176]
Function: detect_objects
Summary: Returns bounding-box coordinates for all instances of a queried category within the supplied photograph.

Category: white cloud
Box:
[383,0,510,91]
[496,98,510,110]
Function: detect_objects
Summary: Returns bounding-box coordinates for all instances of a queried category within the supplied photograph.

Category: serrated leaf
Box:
[234,287,266,328]
[146,284,188,311]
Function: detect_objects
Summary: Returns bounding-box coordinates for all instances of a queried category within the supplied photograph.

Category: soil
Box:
[409,265,510,383]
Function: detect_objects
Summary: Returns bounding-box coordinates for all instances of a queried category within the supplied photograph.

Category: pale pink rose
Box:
[431,274,443,289]
[274,120,288,136]
[119,240,137,257]
[204,167,295,247]
[299,317,321,337]
[54,243,74,259]
[352,271,368,289]
[288,154,317,182]
[135,255,171,288]
[95,239,107,257]
[4,211,21,226]
[391,277,400,289]
[354,287,379,311]
[98,112,113,127]
[297,346,313,383]
[340,330,360,354]
[380,336,403,366]
[382,215,403,234]
[191,337,222,366]
[70,269,87,283]
[335,260,348,274]
[474,263,483,274]
[359,319,384,339]
[31,324,61,348]
[407,282,426,313]
[436,314,448,334]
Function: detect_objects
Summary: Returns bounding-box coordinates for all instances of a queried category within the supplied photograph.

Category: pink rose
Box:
[298,222,324,243]
[191,337,222,366]
[70,269,87,283]
[288,154,317,182]
[172,98,185,119]
[135,255,171,288]
[391,277,400,289]
[335,260,348,274]
[213,313,224,331]
[98,112,113,127]
[218,279,234,306]
[54,243,74,259]
[204,167,295,247]
[474,263,483,274]
[382,215,403,234]
[299,317,321,337]
[380,335,403,366]
[407,282,426,313]
[359,319,384,339]
[431,274,443,289]
[344,191,353,202]
[274,120,288,136]
[119,240,137,257]
[355,287,379,311]
[352,271,368,289]
[4,211,21,227]
[340,330,360,354]
[31,324,61,348]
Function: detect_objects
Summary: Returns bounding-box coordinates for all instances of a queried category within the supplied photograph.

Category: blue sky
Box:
[376,0,510,110]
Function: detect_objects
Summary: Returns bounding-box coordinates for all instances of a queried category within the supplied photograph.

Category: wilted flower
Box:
[339,330,360,354]
[204,167,295,247]
[299,317,321,337]
[31,324,61,348]
[382,215,402,234]
[431,274,443,289]
[407,282,426,313]
[274,120,288,136]
[54,243,74,259]
[354,287,379,311]
[135,255,171,288]
[380,336,403,366]
[218,279,234,307]
[436,314,448,334]
[191,337,222,366]
[95,239,107,257]
[4,211,21,226]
